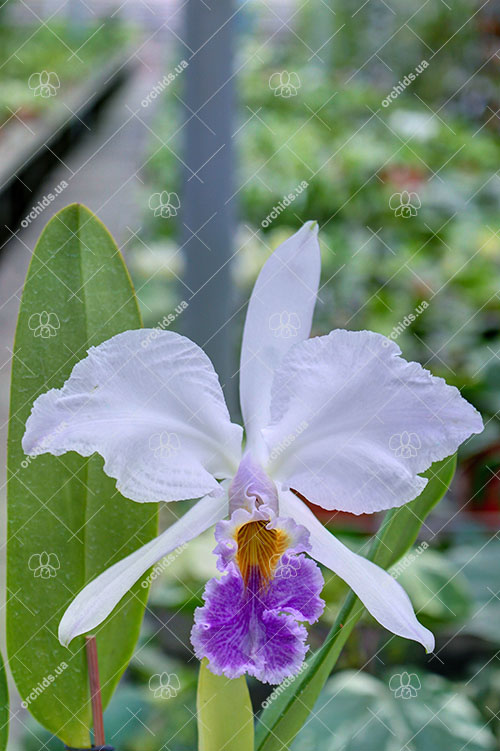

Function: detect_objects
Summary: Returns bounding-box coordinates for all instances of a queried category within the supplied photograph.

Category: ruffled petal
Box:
[255,610,308,684]
[23,329,242,503]
[191,564,249,678]
[279,489,434,652]
[239,222,320,457]
[265,553,325,623]
[265,330,482,513]
[59,492,228,646]
[191,554,324,684]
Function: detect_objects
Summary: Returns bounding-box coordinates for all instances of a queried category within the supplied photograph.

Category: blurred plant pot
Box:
[459,442,500,527]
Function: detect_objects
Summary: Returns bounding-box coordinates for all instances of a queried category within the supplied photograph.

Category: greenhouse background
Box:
[0,0,499,748]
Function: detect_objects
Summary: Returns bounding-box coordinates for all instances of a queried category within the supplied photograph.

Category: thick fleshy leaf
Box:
[265,330,482,513]
[279,490,434,652]
[7,205,158,746]
[256,456,456,751]
[0,653,8,751]
[197,659,254,751]
[23,329,242,503]
[239,222,320,455]
[59,492,228,646]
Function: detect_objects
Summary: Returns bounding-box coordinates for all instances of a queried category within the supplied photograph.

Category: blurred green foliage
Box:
[141,0,500,450]
[292,669,497,751]
[0,20,132,124]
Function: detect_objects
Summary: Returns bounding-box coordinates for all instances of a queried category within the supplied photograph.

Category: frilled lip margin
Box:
[191,506,325,684]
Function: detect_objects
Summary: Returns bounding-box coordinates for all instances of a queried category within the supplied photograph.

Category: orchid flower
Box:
[22,222,482,684]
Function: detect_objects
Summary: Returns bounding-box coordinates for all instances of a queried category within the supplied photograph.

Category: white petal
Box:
[239,222,320,456]
[59,492,228,646]
[265,330,482,513]
[23,330,242,503]
[279,489,434,652]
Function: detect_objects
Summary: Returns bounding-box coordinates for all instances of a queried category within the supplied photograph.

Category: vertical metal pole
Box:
[181,0,237,410]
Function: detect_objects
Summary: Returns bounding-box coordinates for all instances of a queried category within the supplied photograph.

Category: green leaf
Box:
[7,204,158,746]
[0,652,9,751]
[292,669,496,751]
[197,659,254,751]
[255,455,456,751]
[373,455,457,569]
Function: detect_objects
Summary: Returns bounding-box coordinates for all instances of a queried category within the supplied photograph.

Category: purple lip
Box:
[191,550,324,684]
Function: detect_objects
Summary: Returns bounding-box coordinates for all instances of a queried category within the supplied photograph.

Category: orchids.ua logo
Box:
[261,661,309,709]
[269,71,301,97]
[141,302,189,349]
[389,431,421,458]
[28,311,60,338]
[21,180,69,229]
[21,420,68,470]
[269,311,301,338]
[149,191,181,218]
[273,556,301,579]
[261,180,308,228]
[149,431,180,458]
[141,60,188,107]
[381,60,428,107]
[389,190,421,218]
[149,672,181,699]
[389,671,421,699]
[390,541,428,580]
[383,301,429,345]
[28,552,60,579]
[268,420,308,463]
[28,71,60,97]
[21,661,68,708]
[141,543,188,588]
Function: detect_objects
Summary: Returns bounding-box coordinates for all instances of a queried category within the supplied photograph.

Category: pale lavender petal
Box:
[265,330,483,513]
[239,222,320,458]
[279,489,434,653]
[23,329,242,503]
